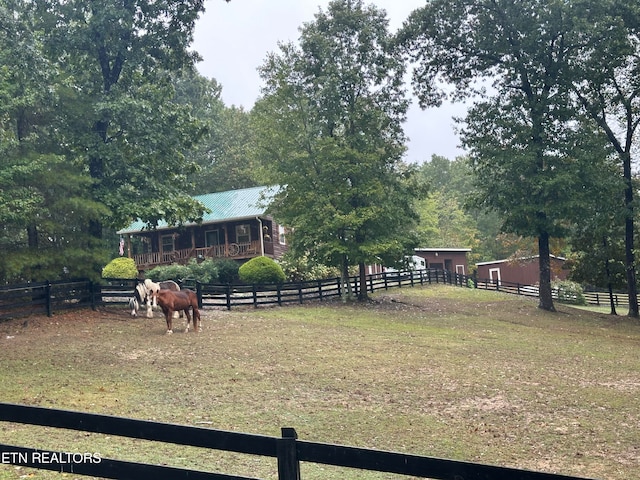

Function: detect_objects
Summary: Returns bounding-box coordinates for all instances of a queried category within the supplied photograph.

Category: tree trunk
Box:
[538,232,556,312]
[603,236,617,316]
[623,155,639,317]
[27,225,38,249]
[341,254,353,301]
[358,262,368,301]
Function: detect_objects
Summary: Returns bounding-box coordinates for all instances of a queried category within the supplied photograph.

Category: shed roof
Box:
[415,248,472,253]
[118,186,278,234]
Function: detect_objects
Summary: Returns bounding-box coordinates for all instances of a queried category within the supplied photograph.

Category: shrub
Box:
[146,263,192,283]
[238,256,286,284]
[214,259,240,284]
[278,252,340,282]
[183,258,218,284]
[146,259,222,284]
[552,280,587,305]
[102,257,138,279]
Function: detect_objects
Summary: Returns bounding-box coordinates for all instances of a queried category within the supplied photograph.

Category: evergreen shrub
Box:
[214,259,240,284]
[102,257,138,279]
[238,256,286,284]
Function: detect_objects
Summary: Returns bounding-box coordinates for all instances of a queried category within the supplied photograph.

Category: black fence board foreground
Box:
[0,403,595,480]
[0,444,253,480]
[0,280,98,319]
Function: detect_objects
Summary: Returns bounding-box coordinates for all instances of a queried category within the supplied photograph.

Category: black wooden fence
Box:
[0,402,594,480]
[0,270,630,319]
[0,279,98,320]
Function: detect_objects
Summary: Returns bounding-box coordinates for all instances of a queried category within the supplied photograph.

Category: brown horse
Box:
[155,289,201,334]
[130,279,181,318]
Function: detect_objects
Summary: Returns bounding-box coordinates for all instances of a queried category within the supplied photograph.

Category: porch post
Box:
[258,217,265,256]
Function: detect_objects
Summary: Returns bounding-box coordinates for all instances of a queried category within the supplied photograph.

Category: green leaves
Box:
[254,0,421,290]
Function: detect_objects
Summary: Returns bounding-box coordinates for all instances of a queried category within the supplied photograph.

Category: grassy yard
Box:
[0,285,639,480]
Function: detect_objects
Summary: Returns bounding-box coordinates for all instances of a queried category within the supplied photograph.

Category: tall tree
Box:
[254,0,422,300]
[35,0,209,272]
[400,0,608,311]
[564,1,640,316]
[0,0,108,282]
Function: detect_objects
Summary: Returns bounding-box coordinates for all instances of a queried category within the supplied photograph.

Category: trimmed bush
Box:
[102,257,138,279]
[238,256,285,284]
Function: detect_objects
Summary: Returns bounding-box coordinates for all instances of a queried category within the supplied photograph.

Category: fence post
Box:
[196,281,203,309]
[226,285,232,311]
[473,270,478,289]
[90,281,97,311]
[277,427,300,480]
[45,281,53,317]
[277,284,282,306]
[253,284,258,308]
[318,280,323,301]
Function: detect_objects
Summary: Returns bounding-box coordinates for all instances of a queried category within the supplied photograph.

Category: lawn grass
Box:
[0,284,639,480]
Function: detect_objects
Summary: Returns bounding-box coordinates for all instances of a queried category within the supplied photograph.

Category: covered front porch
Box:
[121,217,285,270]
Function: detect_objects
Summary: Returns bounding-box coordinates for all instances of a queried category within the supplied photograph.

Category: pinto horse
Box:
[155,289,201,334]
[129,279,180,318]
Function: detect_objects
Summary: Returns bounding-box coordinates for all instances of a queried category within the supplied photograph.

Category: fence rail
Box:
[0,402,592,480]
[0,270,632,319]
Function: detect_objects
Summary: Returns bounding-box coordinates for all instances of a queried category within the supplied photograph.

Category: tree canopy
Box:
[400,0,623,311]
[253,0,423,299]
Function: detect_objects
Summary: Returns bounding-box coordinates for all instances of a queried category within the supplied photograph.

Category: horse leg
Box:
[165,308,173,334]
[146,300,153,318]
[184,308,192,333]
[193,306,201,333]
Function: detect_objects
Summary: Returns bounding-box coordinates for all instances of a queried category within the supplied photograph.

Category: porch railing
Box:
[133,240,262,267]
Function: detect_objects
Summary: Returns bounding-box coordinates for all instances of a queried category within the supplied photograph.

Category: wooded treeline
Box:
[1,0,638,314]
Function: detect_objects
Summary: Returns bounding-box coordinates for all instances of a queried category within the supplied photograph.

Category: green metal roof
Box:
[117,186,278,234]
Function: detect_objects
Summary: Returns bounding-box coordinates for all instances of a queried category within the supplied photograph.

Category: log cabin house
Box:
[117,186,288,270]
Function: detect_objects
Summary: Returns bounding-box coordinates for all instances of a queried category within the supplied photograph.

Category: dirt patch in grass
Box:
[1,285,639,480]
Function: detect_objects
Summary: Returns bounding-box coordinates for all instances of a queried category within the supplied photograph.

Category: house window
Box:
[278,225,286,245]
[205,229,220,247]
[161,235,175,253]
[456,265,465,275]
[236,224,250,244]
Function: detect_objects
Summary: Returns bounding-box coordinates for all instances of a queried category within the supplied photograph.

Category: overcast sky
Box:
[192,0,468,163]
